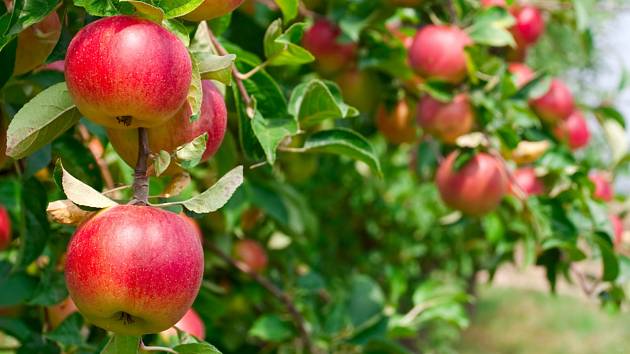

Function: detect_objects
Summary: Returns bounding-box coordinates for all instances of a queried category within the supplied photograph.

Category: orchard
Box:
[0,0,629,353]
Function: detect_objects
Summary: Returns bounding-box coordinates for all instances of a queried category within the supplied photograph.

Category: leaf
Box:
[288,80,358,127]
[174,342,222,354]
[59,160,118,209]
[263,20,314,66]
[45,313,84,346]
[7,82,82,159]
[154,150,172,177]
[180,166,244,213]
[188,53,203,122]
[347,274,384,327]
[594,234,619,282]
[420,81,454,102]
[46,200,95,225]
[162,18,190,46]
[159,0,205,18]
[273,0,298,22]
[17,178,50,269]
[468,7,516,47]
[301,128,382,176]
[513,74,551,100]
[0,262,37,306]
[251,106,298,164]
[176,133,208,169]
[193,51,235,85]
[74,0,133,17]
[248,315,293,342]
[121,0,164,22]
[602,119,628,165]
[101,335,140,354]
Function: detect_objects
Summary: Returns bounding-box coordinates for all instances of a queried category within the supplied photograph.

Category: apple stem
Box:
[130,127,150,206]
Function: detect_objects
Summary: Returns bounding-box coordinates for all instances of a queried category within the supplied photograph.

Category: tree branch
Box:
[78,124,116,192]
[130,128,150,206]
[205,242,317,354]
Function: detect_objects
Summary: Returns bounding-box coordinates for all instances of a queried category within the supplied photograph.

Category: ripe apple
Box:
[65,205,204,335]
[302,19,356,76]
[0,206,11,250]
[376,99,418,144]
[47,297,78,329]
[530,79,574,123]
[610,214,624,245]
[160,308,205,340]
[508,62,534,88]
[37,60,65,73]
[107,80,227,175]
[408,25,472,84]
[589,172,613,202]
[234,239,268,273]
[416,93,474,144]
[480,0,506,7]
[436,152,508,216]
[13,9,61,75]
[510,6,545,46]
[181,0,245,21]
[180,214,203,241]
[65,15,192,129]
[553,110,590,150]
[335,68,381,114]
[512,167,544,196]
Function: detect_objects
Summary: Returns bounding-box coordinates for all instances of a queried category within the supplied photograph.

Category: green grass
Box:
[457,287,630,354]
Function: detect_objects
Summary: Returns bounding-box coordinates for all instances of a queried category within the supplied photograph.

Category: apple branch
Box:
[77,124,116,192]
[130,127,150,206]
[206,243,317,354]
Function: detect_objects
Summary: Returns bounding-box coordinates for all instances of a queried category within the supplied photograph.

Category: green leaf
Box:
[173,342,222,354]
[162,18,191,46]
[251,105,298,164]
[45,313,84,346]
[273,0,298,22]
[572,0,588,31]
[288,80,358,127]
[176,133,208,169]
[248,315,294,342]
[188,53,203,121]
[302,128,381,176]
[347,274,385,327]
[154,150,172,177]
[180,165,244,213]
[159,0,205,18]
[121,0,164,22]
[468,7,516,47]
[17,178,50,269]
[28,270,68,306]
[594,234,619,282]
[513,74,551,100]
[263,20,314,66]
[101,335,140,354]
[0,262,37,306]
[7,82,82,159]
[193,52,235,85]
[74,0,133,17]
[420,81,454,102]
[59,160,118,209]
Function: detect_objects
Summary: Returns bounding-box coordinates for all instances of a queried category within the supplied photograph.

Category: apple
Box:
[37,60,65,73]
[436,152,508,216]
[553,110,590,150]
[65,205,204,335]
[512,167,544,196]
[376,99,418,144]
[302,19,356,76]
[408,25,472,84]
[181,0,245,21]
[0,206,11,250]
[589,172,613,202]
[510,5,545,46]
[180,214,203,241]
[65,15,192,129]
[107,80,227,175]
[47,297,78,329]
[234,239,268,273]
[417,93,474,144]
[610,214,624,246]
[160,308,205,340]
[335,68,381,114]
[530,79,574,123]
[12,9,61,75]
[508,62,534,87]
[480,0,506,7]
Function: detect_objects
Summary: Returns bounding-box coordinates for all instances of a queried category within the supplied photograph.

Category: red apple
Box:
[47,297,78,329]
[0,206,11,250]
[610,214,624,246]
[335,68,381,114]
[510,6,545,46]
[512,167,544,196]
[37,60,65,73]
[508,62,534,87]
[436,152,508,216]
[65,16,192,129]
[417,93,474,144]
[530,79,574,123]
[553,110,590,150]
[376,99,418,144]
[234,239,268,273]
[302,19,356,76]
[107,80,227,175]
[65,205,204,335]
[589,172,614,202]
[408,25,472,84]
[160,308,205,340]
[13,9,61,75]
[480,0,506,7]
[180,213,203,241]
[181,0,245,21]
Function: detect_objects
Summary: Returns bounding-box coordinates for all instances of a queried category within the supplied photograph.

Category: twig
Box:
[446,0,458,24]
[571,265,597,297]
[130,128,150,205]
[102,185,131,196]
[78,124,115,191]
[206,242,317,354]
[140,341,178,353]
